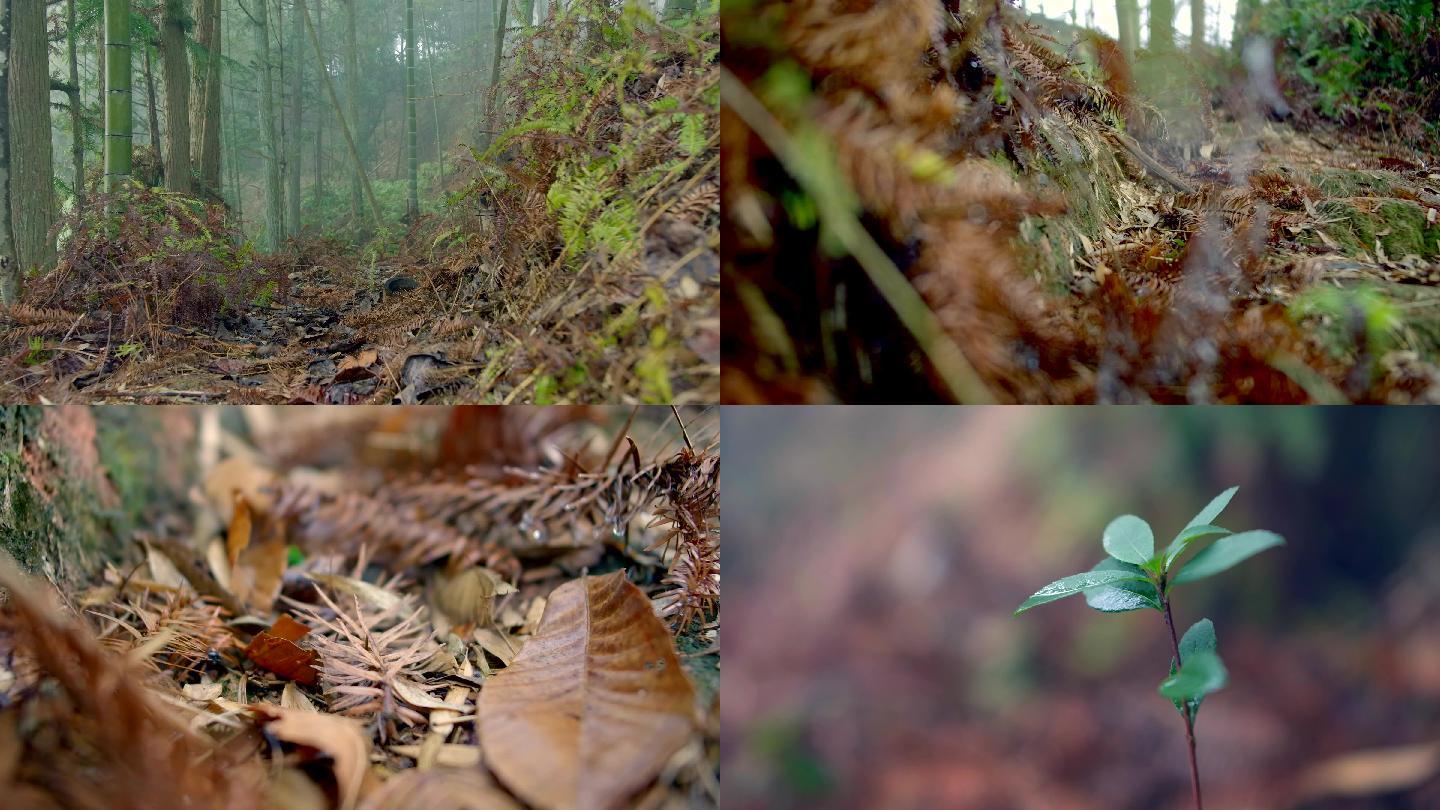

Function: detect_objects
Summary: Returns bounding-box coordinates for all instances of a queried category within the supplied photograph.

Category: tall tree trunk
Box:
[476,0,492,143]
[285,0,301,235]
[344,0,360,232]
[254,0,283,249]
[161,0,192,192]
[405,0,418,219]
[9,0,56,272]
[1191,0,1205,52]
[105,0,133,197]
[144,46,162,163]
[67,0,85,208]
[481,0,509,151]
[1149,0,1175,52]
[1232,0,1260,49]
[313,0,323,213]
[297,0,381,227]
[190,0,221,195]
[0,0,14,302]
[1116,0,1138,61]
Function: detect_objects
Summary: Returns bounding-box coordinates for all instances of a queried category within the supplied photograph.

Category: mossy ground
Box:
[0,407,186,587]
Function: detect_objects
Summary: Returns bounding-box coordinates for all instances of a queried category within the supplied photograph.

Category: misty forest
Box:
[0,0,716,403]
[723,0,1440,403]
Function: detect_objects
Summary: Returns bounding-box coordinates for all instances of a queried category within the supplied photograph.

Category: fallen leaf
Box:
[281,681,318,712]
[388,743,483,768]
[203,456,277,521]
[252,703,373,810]
[338,349,379,372]
[1297,742,1440,801]
[357,769,518,810]
[182,681,224,702]
[227,493,288,611]
[244,614,320,685]
[434,567,514,627]
[478,571,696,810]
[310,573,403,612]
[392,676,468,712]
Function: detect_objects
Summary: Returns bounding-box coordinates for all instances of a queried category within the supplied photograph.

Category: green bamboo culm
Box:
[103,0,132,198]
[405,0,419,220]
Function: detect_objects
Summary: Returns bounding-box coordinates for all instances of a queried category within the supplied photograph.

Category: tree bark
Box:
[405,0,418,219]
[190,0,222,195]
[1115,0,1138,61]
[161,0,192,192]
[481,0,509,151]
[344,0,361,233]
[298,0,381,228]
[1191,0,1205,52]
[254,0,283,250]
[0,407,197,591]
[104,0,133,197]
[144,46,162,164]
[476,0,493,142]
[1149,0,1175,52]
[67,0,85,208]
[286,0,302,235]
[9,0,55,274]
[0,0,14,302]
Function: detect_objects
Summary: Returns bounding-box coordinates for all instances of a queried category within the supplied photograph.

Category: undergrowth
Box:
[7,183,285,350]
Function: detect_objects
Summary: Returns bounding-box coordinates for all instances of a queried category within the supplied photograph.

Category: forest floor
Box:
[1,7,718,405]
[721,2,1440,403]
[0,406,719,809]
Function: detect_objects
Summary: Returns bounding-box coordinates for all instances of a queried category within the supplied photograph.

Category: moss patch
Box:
[0,407,183,587]
[1307,167,1407,198]
[1312,198,1440,259]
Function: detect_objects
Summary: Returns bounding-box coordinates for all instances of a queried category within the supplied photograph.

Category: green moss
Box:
[1308,168,1405,199]
[1312,198,1440,259]
[0,407,180,587]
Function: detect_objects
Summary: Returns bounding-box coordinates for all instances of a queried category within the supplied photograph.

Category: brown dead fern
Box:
[0,555,262,810]
[285,586,445,741]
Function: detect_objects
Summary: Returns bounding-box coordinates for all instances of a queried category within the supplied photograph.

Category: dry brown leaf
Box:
[203,456,277,522]
[244,615,320,685]
[227,494,288,611]
[1296,741,1440,801]
[251,703,373,810]
[387,744,482,768]
[339,349,380,372]
[308,573,403,612]
[281,682,318,712]
[434,568,514,628]
[392,677,467,711]
[358,769,518,810]
[478,571,696,810]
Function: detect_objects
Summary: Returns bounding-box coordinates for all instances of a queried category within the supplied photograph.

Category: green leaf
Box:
[1185,486,1239,531]
[1015,569,1149,614]
[1172,530,1285,584]
[1162,524,1232,570]
[1102,515,1154,566]
[1179,618,1217,661]
[1083,559,1161,613]
[1159,649,1228,704]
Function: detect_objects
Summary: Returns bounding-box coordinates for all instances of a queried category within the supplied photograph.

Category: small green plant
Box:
[1015,487,1284,810]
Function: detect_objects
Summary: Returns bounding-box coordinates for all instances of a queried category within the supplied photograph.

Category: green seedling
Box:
[1015,486,1284,810]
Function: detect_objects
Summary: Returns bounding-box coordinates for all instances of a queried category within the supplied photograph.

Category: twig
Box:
[719,67,996,404]
[1162,587,1204,810]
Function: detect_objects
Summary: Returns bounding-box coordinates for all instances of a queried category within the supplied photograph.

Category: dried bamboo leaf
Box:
[478,571,696,810]
[357,769,518,810]
[251,704,372,810]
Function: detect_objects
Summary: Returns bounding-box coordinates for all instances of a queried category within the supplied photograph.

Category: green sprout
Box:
[1015,486,1284,810]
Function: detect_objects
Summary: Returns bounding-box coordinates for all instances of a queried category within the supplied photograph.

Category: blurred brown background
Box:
[723,407,1440,810]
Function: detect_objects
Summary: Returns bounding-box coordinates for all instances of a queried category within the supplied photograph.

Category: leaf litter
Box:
[0,406,718,810]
